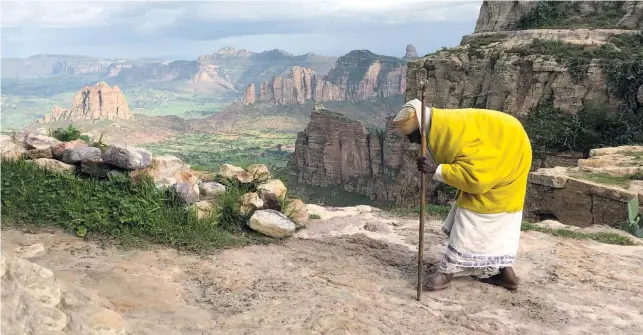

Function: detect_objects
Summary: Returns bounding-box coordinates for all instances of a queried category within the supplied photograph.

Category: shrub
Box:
[49,124,91,143]
[524,95,643,157]
[0,158,268,252]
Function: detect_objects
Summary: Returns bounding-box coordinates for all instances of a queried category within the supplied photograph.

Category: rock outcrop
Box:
[292,107,447,205]
[38,82,132,123]
[403,44,419,60]
[247,50,407,105]
[244,83,256,105]
[526,145,643,233]
[474,1,642,32]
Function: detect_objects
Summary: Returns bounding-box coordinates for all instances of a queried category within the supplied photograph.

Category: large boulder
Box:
[130,155,189,180]
[199,182,226,199]
[23,148,53,160]
[51,139,88,159]
[102,145,152,170]
[1,255,127,335]
[31,158,76,174]
[283,199,309,228]
[25,134,62,150]
[248,209,296,238]
[257,179,287,199]
[239,192,264,215]
[62,147,102,164]
[171,182,200,205]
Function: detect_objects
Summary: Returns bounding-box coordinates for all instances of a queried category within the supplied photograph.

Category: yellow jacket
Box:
[428,108,532,214]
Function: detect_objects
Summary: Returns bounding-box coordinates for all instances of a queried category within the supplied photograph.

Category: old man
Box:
[392,99,532,291]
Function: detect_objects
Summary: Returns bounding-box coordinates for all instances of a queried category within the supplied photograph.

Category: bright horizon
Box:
[1,0,481,60]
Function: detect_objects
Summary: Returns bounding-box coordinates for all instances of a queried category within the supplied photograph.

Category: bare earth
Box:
[2,205,643,335]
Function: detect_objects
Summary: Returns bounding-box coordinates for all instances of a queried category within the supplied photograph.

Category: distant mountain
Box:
[245,49,408,105]
[1,48,338,95]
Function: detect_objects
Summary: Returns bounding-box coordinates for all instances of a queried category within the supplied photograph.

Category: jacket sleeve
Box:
[438,139,499,195]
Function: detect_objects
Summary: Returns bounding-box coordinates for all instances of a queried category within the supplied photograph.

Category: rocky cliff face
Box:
[39,82,132,123]
[292,0,643,207]
[247,50,407,105]
[474,1,642,32]
[291,107,448,205]
[403,44,419,60]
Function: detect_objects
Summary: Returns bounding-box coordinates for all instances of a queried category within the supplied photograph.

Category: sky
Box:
[1,0,482,60]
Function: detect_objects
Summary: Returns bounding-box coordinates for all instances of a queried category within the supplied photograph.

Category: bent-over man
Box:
[392,99,532,291]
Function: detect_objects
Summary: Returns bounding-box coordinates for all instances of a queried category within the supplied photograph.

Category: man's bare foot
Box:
[424,272,453,291]
[479,267,519,291]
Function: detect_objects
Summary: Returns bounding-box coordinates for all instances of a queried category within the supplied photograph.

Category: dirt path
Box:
[2,205,643,334]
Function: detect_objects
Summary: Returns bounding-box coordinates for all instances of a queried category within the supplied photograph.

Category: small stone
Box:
[102,145,153,170]
[246,164,271,182]
[62,147,102,164]
[51,139,88,159]
[199,182,226,199]
[240,192,264,215]
[248,209,296,238]
[1,135,27,161]
[261,192,282,211]
[220,164,245,180]
[32,158,76,174]
[25,134,62,150]
[80,160,119,178]
[23,148,53,160]
[171,182,200,205]
[283,199,308,227]
[188,201,214,220]
[257,179,287,198]
[638,85,643,104]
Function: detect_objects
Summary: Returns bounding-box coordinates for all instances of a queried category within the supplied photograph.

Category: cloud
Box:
[1,0,481,59]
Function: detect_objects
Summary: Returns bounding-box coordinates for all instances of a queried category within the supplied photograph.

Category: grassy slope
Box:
[0,158,273,253]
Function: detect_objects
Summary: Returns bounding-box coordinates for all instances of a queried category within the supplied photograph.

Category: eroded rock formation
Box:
[474,1,643,32]
[291,107,448,205]
[403,44,419,60]
[39,82,132,123]
[248,50,407,105]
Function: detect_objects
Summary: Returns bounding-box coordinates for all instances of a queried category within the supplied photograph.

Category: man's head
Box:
[391,99,430,143]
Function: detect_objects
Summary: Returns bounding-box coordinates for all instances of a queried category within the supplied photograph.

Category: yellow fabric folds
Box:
[428,108,532,214]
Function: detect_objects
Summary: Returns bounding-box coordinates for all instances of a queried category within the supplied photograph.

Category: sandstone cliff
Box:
[39,82,132,123]
[292,0,643,207]
[291,107,449,205]
[474,1,642,32]
[402,44,419,60]
[246,50,407,105]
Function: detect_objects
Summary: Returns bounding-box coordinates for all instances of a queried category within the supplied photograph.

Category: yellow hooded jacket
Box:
[428,108,532,214]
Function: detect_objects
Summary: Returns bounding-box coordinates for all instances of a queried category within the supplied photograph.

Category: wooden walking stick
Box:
[416,81,428,301]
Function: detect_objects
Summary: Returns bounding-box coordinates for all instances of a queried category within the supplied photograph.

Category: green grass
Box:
[520,221,634,246]
[516,1,627,30]
[568,171,642,188]
[309,213,321,220]
[141,131,296,172]
[0,158,272,253]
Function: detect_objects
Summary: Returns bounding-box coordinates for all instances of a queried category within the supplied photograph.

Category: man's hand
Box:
[417,157,437,174]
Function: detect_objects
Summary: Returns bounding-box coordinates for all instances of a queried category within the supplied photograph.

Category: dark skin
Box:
[407,129,520,291]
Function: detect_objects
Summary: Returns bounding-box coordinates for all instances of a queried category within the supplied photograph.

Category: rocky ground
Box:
[2,205,643,335]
